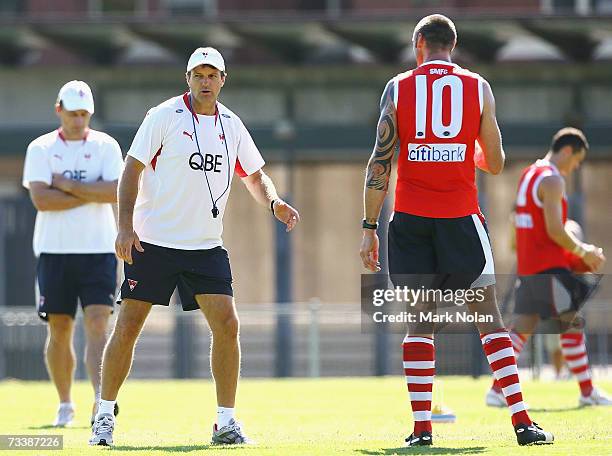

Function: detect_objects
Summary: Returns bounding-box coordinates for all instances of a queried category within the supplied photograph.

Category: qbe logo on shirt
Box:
[407,143,467,162]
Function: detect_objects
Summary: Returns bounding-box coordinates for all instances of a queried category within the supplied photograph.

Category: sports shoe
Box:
[515,422,554,446]
[579,387,612,406]
[405,431,433,447]
[486,388,529,409]
[485,388,507,408]
[89,413,114,446]
[211,419,251,445]
[53,403,75,427]
[90,402,119,426]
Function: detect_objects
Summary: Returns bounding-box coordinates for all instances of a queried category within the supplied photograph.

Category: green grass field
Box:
[1,376,611,455]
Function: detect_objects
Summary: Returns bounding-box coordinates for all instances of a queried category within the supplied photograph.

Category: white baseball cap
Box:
[187,47,226,73]
[57,80,95,114]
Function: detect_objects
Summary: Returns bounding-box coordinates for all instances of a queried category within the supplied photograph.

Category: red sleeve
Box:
[235,159,247,178]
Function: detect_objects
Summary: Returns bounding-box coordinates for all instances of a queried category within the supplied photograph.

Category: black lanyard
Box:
[188,94,231,218]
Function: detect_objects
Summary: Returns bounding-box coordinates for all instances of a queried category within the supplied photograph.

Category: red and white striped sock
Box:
[491,330,527,393]
[560,332,593,397]
[402,336,435,435]
[481,330,532,426]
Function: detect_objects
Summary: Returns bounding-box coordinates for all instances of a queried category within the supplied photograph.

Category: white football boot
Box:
[53,403,75,427]
[579,387,612,406]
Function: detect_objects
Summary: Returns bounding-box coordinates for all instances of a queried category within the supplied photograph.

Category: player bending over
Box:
[485,128,610,408]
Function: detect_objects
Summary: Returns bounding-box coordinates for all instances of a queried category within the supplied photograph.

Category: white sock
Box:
[217,407,235,428]
[97,399,116,419]
[59,402,74,410]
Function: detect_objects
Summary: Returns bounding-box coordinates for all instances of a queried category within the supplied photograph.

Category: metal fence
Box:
[1,299,610,381]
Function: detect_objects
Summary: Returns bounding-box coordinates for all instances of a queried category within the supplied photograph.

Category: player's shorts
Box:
[388,211,495,290]
[118,242,233,311]
[36,253,117,321]
[514,267,599,319]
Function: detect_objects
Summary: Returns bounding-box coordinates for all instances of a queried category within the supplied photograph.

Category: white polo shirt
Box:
[22,129,123,256]
[127,93,265,250]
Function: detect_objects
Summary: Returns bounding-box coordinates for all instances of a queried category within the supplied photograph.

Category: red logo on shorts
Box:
[127,279,138,291]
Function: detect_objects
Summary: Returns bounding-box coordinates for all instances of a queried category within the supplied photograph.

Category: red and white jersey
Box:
[392,60,485,218]
[515,160,569,275]
[127,93,265,250]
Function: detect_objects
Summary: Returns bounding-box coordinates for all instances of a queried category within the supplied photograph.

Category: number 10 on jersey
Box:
[415,75,464,140]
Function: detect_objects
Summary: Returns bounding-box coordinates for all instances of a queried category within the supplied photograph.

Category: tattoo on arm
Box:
[366,80,398,191]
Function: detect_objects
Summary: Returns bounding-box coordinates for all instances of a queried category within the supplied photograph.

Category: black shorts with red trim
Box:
[36,253,116,321]
[514,267,600,319]
[388,211,495,290]
[118,242,233,311]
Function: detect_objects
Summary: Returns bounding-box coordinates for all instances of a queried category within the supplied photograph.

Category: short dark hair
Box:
[412,14,457,51]
[551,127,589,154]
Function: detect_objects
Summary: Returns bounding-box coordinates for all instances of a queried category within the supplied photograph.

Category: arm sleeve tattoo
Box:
[365,79,398,191]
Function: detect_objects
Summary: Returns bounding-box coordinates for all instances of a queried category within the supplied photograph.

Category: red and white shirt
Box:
[392,60,485,218]
[128,93,265,250]
[515,160,570,275]
[22,129,123,256]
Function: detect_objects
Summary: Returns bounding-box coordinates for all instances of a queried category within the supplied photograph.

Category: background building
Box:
[0,0,610,379]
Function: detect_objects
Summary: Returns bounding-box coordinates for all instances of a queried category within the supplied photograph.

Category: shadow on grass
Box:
[112,444,258,452]
[529,406,582,412]
[355,447,486,455]
[27,424,90,430]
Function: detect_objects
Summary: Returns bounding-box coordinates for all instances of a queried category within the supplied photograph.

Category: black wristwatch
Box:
[362,219,378,230]
[271,199,278,215]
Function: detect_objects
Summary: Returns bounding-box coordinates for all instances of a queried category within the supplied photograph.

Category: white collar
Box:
[536,159,560,175]
[419,59,460,69]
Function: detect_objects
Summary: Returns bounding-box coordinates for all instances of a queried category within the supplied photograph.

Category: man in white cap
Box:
[22,80,124,427]
[90,47,299,446]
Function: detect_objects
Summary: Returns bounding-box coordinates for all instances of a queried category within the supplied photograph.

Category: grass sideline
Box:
[1,376,611,455]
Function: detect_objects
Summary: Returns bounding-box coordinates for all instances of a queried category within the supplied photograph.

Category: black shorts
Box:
[388,211,495,290]
[515,267,600,319]
[36,253,117,321]
[118,242,233,311]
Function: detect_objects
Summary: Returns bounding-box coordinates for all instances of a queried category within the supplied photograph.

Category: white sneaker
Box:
[485,388,530,409]
[485,388,507,408]
[579,387,612,406]
[211,419,252,445]
[89,413,115,446]
[53,404,75,427]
